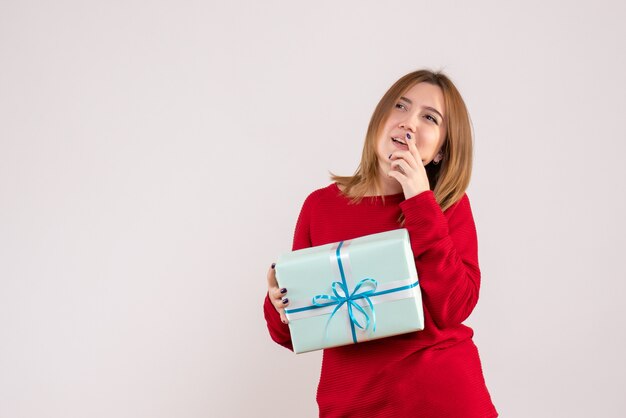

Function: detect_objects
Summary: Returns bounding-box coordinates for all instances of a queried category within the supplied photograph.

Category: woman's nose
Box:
[399,117,417,132]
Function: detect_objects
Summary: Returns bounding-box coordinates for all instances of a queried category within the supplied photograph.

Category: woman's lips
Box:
[391,137,409,150]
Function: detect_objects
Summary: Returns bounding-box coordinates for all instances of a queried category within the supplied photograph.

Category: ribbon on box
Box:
[285,240,419,344]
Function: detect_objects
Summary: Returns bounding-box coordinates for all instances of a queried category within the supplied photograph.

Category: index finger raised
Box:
[406,133,424,166]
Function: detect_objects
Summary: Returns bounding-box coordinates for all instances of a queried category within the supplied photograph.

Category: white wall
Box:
[1,1,625,417]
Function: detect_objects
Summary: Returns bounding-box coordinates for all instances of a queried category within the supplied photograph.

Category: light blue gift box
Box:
[276,228,424,354]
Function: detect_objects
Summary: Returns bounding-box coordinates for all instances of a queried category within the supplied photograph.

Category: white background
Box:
[1,1,625,417]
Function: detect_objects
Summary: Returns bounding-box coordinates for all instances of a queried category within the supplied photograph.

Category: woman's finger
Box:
[279,308,289,324]
[405,133,423,166]
[267,262,289,324]
[391,158,412,175]
[266,263,278,289]
[271,294,290,309]
[389,150,418,170]
[387,168,406,184]
[270,286,288,299]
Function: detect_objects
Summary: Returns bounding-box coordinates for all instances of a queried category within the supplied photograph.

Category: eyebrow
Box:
[399,96,444,120]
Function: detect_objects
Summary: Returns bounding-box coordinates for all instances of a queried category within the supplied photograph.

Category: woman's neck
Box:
[369,172,403,196]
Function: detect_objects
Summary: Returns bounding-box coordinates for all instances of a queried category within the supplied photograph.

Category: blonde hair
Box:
[330,69,473,212]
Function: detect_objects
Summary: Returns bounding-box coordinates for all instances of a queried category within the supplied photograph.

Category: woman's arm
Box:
[399,190,481,329]
[263,192,314,351]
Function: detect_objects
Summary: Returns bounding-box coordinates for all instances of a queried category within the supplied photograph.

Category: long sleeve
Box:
[263,191,315,351]
[399,190,481,329]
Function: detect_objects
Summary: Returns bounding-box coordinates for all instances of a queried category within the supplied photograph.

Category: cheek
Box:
[418,127,439,145]
[416,128,443,156]
[377,128,391,150]
[376,136,388,159]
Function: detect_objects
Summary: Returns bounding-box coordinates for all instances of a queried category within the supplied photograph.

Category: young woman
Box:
[264,69,498,417]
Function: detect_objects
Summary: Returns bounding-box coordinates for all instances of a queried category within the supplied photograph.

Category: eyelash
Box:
[395,103,439,125]
[424,115,439,125]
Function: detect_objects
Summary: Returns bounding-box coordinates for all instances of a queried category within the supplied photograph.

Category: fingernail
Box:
[388,153,392,159]
[282,298,289,304]
[406,133,412,140]
[280,288,287,294]
[271,263,276,269]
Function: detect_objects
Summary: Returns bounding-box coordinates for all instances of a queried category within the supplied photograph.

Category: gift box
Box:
[275,228,424,354]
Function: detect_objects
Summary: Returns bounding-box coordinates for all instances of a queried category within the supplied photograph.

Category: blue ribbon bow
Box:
[311,241,378,343]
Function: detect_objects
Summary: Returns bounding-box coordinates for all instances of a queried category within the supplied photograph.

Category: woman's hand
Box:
[387,133,431,200]
[267,263,290,324]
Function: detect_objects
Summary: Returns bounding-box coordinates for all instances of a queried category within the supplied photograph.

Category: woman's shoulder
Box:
[301,183,344,207]
[441,192,477,230]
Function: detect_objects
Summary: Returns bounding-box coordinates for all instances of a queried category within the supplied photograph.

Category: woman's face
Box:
[376,82,447,169]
